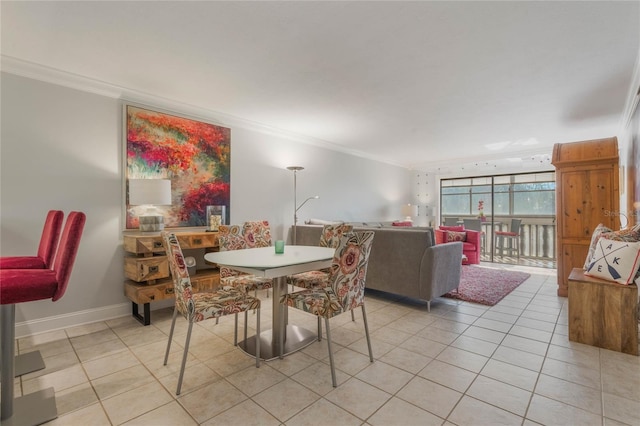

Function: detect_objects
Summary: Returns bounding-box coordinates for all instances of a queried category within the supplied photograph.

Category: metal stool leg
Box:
[1,304,58,425]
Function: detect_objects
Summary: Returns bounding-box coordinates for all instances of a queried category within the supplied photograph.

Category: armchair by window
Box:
[435,225,481,264]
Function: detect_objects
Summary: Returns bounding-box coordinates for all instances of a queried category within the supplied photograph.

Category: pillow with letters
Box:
[584,239,640,284]
[599,223,640,283]
[583,223,613,270]
[446,231,467,242]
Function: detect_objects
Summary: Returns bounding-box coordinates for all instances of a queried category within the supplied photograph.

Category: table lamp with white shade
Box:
[401,203,418,223]
[129,179,172,232]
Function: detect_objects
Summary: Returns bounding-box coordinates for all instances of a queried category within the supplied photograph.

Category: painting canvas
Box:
[125,105,230,229]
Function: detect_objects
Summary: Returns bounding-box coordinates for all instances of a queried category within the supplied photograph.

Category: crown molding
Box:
[1,55,403,168]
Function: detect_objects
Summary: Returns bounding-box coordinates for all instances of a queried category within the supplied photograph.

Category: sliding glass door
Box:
[440,172,556,268]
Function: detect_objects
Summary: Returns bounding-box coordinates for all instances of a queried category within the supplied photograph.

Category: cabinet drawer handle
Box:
[153,241,163,249]
[149,266,159,273]
[193,238,202,245]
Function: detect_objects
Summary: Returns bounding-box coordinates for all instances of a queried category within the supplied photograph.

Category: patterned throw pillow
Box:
[601,223,640,243]
[584,239,640,284]
[447,231,467,242]
[583,223,613,270]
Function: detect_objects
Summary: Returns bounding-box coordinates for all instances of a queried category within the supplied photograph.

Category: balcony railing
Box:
[454,215,556,266]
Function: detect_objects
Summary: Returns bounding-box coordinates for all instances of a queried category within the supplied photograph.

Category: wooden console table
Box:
[568,268,638,355]
[123,230,220,325]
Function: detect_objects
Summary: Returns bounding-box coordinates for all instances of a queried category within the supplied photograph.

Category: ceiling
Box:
[2,1,639,171]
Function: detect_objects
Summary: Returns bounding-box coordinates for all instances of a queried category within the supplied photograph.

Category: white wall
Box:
[1,72,411,335]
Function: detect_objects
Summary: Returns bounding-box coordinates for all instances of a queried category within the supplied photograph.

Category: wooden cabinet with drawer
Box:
[123,230,220,325]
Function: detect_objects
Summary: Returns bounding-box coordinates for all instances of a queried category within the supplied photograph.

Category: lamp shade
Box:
[129,179,172,206]
[401,204,418,218]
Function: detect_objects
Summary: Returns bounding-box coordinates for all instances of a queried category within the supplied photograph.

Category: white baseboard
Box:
[15,303,131,338]
[15,299,176,338]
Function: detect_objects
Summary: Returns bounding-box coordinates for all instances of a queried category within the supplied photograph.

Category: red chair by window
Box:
[0,210,64,269]
[435,225,481,264]
[0,211,86,425]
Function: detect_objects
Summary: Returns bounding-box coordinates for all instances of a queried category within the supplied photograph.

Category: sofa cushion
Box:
[447,231,467,242]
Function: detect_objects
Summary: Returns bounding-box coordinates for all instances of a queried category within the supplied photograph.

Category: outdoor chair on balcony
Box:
[495,218,522,261]
[444,217,460,226]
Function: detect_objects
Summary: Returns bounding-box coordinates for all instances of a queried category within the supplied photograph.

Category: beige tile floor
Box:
[10,263,640,425]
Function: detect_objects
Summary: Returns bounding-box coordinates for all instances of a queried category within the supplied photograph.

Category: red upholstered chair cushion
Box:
[0,256,46,269]
[495,231,518,236]
[0,269,58,304]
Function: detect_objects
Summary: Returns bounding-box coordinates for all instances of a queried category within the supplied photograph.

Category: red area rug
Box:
[443,265,531,306]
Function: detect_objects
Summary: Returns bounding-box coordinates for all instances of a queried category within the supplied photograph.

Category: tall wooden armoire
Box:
[551,137,620,297]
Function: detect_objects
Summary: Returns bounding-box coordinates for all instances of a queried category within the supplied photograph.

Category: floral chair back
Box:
[162,232,195,322]
[328,231,375,312]
[319,223,353,249]
[217,225,246,279]
[242,221,272,248]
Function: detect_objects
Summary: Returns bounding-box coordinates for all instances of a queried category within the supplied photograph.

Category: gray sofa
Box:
[292,225,463,311]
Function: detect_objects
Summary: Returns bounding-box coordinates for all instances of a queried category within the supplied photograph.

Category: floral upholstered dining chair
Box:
[280,230,375,387]
[242,220,272,248]
[161,232,261,395]
[217,223,273,297]
[286,223,353,289]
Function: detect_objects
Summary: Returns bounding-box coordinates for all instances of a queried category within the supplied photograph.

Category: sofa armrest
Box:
[434,229,447,244]
[420,241,463,301]
[465,230,480,244]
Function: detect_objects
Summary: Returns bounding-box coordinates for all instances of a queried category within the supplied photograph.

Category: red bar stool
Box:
[0,210,64,269]
[0,210,65,377]
[0,212,85,426]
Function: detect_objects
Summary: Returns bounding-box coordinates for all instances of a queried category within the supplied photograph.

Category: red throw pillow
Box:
[392,221,413,227]
[440,225,464,232]
[447,231,467,242]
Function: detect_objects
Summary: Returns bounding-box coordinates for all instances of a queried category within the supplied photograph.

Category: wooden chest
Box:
[568,268,638,355]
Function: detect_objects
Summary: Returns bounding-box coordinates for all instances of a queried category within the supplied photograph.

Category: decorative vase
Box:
[206,205,226,231]
[479,215,487,222]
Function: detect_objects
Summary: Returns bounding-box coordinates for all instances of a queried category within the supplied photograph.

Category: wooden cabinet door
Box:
[560,169,616,239]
